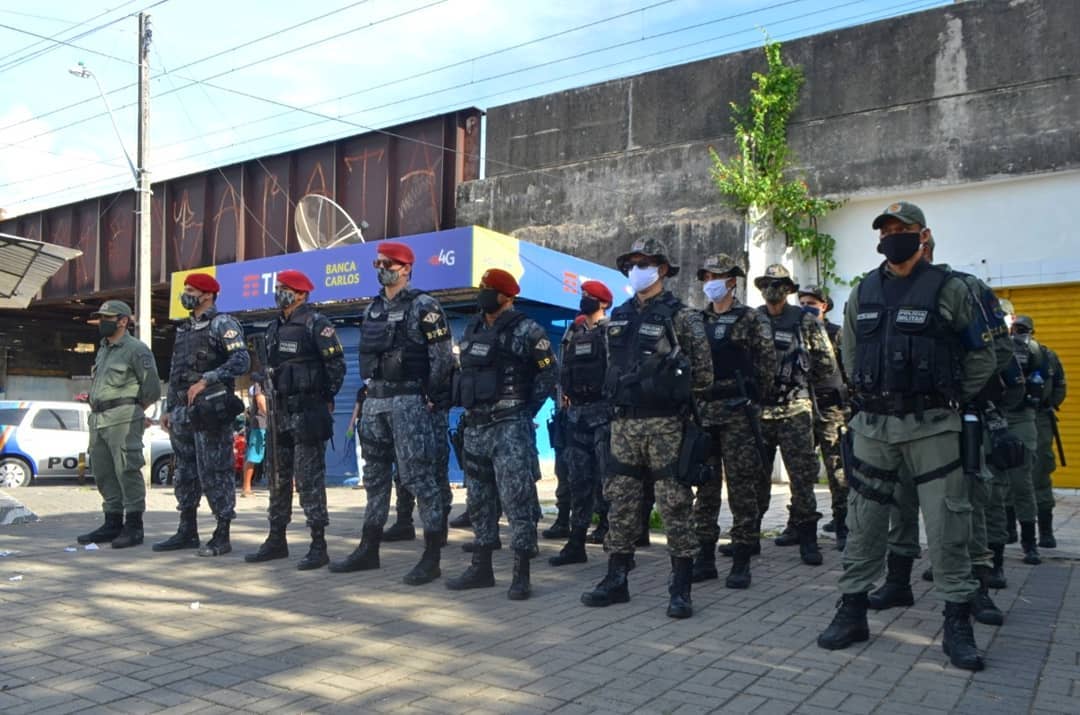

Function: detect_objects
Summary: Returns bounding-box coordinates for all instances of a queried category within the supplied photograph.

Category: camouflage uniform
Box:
[813,318,850,532]
[458,309,557,554]
[693,269,777,552]
[355,287,454,536]
[265,303,346,532]
[166,307,250,526]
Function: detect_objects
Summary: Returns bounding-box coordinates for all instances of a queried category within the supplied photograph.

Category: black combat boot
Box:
[463,537,501,552]
[798,522,823,566]
[923,567,934,582]
[197,519,231,557]
[111,512,144,549]
[297,526,329,570]
[988,543,1008,589]
[970,565,1004,626]
[822,518,837,533]
[541,508,570,540]
[1038,509,1057,548]
[449,510,472,529]
[403,531,442,585]
[1005,506,1018,544]
[581,553,632,607]
[666,556,694,619]
[77,512,123,545]
[445,546,495,590]
[720,519,762,557]
[774,517,799,547]
[549,528,588,566]
[942,601,985,671]
[691,540,719,582]
[508,549,532,600]
[245,527,289,563]
[329,525,381,572]
[868,553,915,610]
[834,511,848,552]
[587,513,608,544]
[154,508,200,551]
[383,487,416,541]
[818,593,870,650]
[725,543,752,590]
[1020,521,1041,565]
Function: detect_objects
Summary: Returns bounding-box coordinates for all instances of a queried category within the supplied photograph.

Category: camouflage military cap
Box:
[752,263,798,292]
[872,201,927,230]
[1014,315,1034,331]
[615,237,680,277]
[91,299,134,318]
[696,253,745,281]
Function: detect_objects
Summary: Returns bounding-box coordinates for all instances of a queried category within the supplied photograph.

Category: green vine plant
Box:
[709,39,849,289]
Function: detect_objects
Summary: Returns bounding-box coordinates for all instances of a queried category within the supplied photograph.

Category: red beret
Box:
[480,268,520,297]
[184,273,220,293]
[276,269,314,293]
[377,241,414,265]
[581,280,613,304]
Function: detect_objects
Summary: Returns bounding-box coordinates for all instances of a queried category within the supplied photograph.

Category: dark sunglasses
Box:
[372,259,402,269]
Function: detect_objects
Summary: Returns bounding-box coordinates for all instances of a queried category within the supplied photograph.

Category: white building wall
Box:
[816,169,1080,313]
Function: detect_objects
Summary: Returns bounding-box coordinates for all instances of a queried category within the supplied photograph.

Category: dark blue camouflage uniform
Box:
[167,307,250,522]
[358,287,454,533]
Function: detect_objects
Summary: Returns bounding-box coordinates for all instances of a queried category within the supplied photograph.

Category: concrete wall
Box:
[457,0,1080,304]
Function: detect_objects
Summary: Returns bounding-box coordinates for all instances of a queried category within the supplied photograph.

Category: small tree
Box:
[710,39,844,288]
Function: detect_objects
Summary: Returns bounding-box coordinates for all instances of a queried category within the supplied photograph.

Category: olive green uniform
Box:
[88,334,162,514]
[1032,343,1066,512]
[840,269,995,604]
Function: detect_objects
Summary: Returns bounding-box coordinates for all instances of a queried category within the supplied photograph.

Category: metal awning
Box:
[0,234,83,309]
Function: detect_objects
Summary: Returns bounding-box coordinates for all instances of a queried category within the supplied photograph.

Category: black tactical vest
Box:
[704,306,757,399]
[1013,334,1044,408]
[852,263,961,399]
[760,304,810,397]
[456,310,530,408]
[170,312,231,394]
[560,321,607,403]
[604,292,691,411]
[267,305,325,398]
[817,320,846,395]
[358,289,429,382]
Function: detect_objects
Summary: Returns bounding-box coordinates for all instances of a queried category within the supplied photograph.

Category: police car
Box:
[0,401,174,488]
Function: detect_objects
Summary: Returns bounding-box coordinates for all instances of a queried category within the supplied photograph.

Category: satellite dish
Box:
[294,193,365,251]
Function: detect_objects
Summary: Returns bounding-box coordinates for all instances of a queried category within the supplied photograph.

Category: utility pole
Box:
[136,12,152,349]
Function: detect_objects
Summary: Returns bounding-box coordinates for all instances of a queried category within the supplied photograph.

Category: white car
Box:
[0,400,173,488]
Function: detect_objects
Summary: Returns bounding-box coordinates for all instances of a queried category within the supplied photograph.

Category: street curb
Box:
[0,491,39,525]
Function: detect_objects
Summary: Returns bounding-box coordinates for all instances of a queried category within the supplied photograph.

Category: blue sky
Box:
[0,0,950,216]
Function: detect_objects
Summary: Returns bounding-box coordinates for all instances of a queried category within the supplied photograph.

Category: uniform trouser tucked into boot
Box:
[198,518,231,557]
[563,407,609,535]
[815,404,850,537]
[757,406,823,535]
[1033,409,1057,546]
[154,507,200,551]
[986,411,1038,548]
[838,424,978,618]
[169,410,237,526]
[264,423,330,541]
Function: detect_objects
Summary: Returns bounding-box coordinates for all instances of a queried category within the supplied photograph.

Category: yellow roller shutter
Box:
[998,284,1080,488]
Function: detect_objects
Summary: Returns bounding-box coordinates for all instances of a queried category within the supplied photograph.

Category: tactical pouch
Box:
[676,421,713,487]
[189,384,245,432]
[988,429,1025,470]
[298,403,334,445]
[547,412,567,450]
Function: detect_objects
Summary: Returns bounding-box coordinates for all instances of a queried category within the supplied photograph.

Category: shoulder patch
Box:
[320,326,336,338]
[422,312,441,323]
[536,338,551,351]
[141,354,154,370]
[223,328,239,339]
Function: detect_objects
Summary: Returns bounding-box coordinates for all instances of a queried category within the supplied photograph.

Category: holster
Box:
[676,420,714,487]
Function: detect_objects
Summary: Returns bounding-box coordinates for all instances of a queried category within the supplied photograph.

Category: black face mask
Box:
[477,288,502,314]
[98,320,119,338]
[579,296,601,315]
[877,232,922,264]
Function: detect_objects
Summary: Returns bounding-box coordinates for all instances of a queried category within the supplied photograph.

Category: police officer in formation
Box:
[78,300,162,549]
[246,269,346,570]
[330,242,455,586]
[753,264,836,566]
[1017,315,1067,549]
[690,254,776,588]
[818,201,996,671]
[865,226,1013,627]
[549,280,614,567]
[582,238,713,619]
[447,268,557,600]
[797,285,851,550]
[155,273,250,557]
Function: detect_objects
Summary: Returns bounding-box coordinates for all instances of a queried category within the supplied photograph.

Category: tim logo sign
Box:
[428,249,456,266]
[243,272,279,298]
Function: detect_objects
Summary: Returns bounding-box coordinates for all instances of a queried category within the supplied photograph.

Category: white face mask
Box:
[702,279,729,303]
[628,265,660,293]
[1003,314,1014,329]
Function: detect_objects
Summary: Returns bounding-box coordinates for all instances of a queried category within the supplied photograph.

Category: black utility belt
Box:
[816,389,848,409]
[613,405,682,419]
[856,393,953,416]
[463,405,528,426]
[366,381,423,399]
[90,397,139,413]
[763,387,809,407]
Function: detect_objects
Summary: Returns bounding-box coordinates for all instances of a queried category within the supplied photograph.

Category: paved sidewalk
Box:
[1,479,1078,714]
